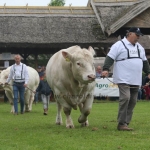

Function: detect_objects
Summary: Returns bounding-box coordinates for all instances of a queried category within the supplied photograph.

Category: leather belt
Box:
[14,82,25,84]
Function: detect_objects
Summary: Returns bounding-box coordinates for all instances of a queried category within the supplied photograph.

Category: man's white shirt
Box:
[107,37,147,86]
[6,62,29,84]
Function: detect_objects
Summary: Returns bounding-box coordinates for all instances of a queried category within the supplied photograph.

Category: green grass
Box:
[0,100,150,150]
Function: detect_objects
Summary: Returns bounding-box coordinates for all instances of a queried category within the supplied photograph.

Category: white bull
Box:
[0,66,40,113]
[46,45,96,128]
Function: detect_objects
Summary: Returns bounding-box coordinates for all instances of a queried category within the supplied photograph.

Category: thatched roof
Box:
[0,1,150,57]
[0,6,101,45]
[89,0,150,35]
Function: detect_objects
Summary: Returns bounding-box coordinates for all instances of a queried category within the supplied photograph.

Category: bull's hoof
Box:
[25,110,30,112]
[81,122,89,127]
[78,115,87,123]
[66,125,74,128]
[56,122,62,125]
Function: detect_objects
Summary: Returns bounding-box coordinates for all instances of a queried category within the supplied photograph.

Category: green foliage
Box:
[27,54,52,68]
[48,0,65,6]
[0,101,150,150]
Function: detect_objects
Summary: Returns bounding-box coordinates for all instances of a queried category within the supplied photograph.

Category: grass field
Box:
[0,100,150,150]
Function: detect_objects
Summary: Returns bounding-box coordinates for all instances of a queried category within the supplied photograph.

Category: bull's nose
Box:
[87,74,95,80]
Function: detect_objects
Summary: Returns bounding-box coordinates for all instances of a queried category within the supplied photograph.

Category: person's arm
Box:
[101,56,114,77]
[103,56,114,71]
[102,41,120,77]
[143,60,150,75]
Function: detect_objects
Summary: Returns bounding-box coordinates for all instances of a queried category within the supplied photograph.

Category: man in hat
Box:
[102,27,150,131]
[37,66,44,80]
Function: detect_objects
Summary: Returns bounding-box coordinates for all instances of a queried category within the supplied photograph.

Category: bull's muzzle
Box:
[87,74,95,81]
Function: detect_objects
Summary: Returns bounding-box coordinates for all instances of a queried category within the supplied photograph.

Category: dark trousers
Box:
[13,82,25,113]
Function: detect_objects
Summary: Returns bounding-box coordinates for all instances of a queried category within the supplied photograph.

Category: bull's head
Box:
[0,69,10,88]
[62,46,96,85]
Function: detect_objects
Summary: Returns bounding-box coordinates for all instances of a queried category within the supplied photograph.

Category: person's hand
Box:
[24,84,27,87]
[146,83,149,86]
[101,71,109,78]
[33,91,36,94]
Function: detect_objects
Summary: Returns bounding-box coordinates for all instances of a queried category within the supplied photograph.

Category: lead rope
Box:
[0,82,36,93]
[101,76,139,89]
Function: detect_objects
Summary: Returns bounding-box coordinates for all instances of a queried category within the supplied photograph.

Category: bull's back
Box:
[27,66,39,90]
[46,51,63,89]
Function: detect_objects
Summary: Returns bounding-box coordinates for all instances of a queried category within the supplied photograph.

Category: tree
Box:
[48,0,65,6]
[27,54,52,69]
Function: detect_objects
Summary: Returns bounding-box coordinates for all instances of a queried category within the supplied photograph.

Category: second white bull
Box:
[0,66,39,113]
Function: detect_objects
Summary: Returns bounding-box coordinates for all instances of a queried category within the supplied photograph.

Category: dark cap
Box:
[38,66,42,69]
[128,27,143,36]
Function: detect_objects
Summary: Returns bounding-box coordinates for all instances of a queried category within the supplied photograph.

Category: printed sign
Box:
[94,78,119,97]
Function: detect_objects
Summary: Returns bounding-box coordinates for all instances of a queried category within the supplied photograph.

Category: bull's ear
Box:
[62,51,72,62]
[88,46,96,56]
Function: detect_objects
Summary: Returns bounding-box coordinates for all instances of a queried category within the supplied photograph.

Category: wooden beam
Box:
[124,8,150,28]
[91,0,105,34]
[107,1,150,35]
[94,0,137,2]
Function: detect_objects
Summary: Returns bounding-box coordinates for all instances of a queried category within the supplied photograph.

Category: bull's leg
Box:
[78,95,93,126]
[63,107,74,128]
[24,90,30,112]
[28,92,34,111]
[56,102,63,125]
[78,103,89,127]
[5,91,14,113]
[10,104,15,113]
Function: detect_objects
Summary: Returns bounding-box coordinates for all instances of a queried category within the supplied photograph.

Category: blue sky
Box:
[0,0,89,6]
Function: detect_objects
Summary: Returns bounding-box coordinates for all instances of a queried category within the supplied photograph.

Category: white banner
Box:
[94,78,119,97]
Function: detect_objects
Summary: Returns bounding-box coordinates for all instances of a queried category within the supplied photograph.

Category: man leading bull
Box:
[5,54,29,115]
[102,27,150,131]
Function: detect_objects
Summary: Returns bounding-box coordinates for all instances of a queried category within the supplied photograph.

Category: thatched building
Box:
[0,0,150,67]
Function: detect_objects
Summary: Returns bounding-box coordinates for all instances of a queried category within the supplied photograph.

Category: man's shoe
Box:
[43,109,48,115]
[117,124,133,131]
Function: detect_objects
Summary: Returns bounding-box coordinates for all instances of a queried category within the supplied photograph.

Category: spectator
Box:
[143,73,150,85]
[36,73,52,115]
[137,87,142,101]
[41,66,46,73]
[37,66,44,80]
[34,66,44,103]
[143,83,150,100]
[5,54,29,115]
[141,73,150,100]
[96,66,102,78]
[102,27,150,131]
